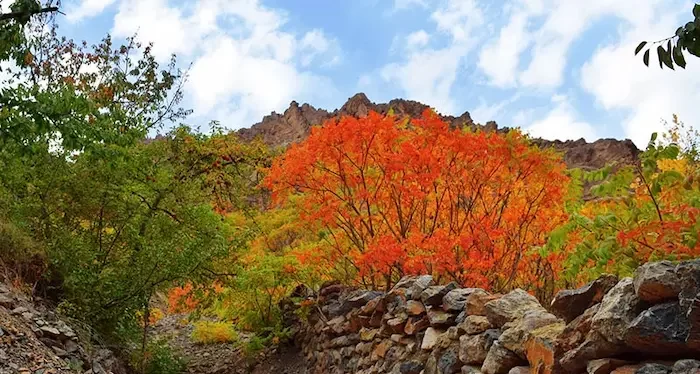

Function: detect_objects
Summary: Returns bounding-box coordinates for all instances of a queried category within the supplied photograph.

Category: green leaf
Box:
[673,45,687,68]
[635,41,647,55]
[650,132,658,143]
[643,49,650,66]
[694,4,700,18]
[658,45,674,69]
[686,21,697,32]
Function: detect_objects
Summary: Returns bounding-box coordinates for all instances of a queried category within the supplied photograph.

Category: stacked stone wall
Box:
[287,260,700,374]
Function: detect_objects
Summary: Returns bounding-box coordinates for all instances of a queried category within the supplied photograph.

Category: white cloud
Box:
[524,95,598,141]
[379,0,484,114]
[580,4,700,147]
[478,12,531,88]
[66,0,117,22]
[67,0,345,128]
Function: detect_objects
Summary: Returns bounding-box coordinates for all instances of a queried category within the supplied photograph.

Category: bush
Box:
[191,321,238,344]
[136,338,186,374]
[0,218,47,286]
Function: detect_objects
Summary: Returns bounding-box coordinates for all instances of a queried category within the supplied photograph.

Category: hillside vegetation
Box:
[1,2,700,373]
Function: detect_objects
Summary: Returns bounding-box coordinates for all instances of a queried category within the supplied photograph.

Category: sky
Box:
[47,0,700,147]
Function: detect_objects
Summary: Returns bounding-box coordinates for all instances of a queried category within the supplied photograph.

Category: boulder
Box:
[405,316,430,335]
[672,360,700,374]
[466,290,501,316]
[458,315,492,335]
[428,309,457,327]
[587,359,634,374]
[590,278,644,345]
[559,331,626,374]
[610,365,643,374]
[407,300,427,316]
[462,366,482,374]
[677,259,700,350]
[508,368,530,374]
[459,329,500,364]
[484,289,545,328]
[387,315,408,334]
[421,283,458,306]
[361,297,382,316]
[409,275,435,300]
[349,291,385,308]
[624,301,699,355]
[443,288,481,312]
[399,361,425,374]
[499,309,561,357]
[481,341,527,374]
[633,261,681,303]
[524,323,565,374]
[636,363,672,374]
[438,347,462,374]
[550,274,618,322]
[421,327,444,350]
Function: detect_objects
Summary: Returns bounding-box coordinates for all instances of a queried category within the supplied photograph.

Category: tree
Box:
[265,110,571,294]
[635,3,700,69]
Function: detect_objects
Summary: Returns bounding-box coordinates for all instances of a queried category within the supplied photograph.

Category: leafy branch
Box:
[635,4,700,69]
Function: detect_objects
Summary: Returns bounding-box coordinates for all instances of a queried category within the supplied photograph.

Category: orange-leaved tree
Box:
[264,110,570,292]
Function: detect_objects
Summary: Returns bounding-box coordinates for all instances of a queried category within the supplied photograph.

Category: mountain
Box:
[236,93,640,170]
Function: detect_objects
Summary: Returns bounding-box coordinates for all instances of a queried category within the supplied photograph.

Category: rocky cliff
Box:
[236,93,640,170]
[281,259,700,374]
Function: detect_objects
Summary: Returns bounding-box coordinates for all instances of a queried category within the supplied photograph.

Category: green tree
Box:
[635,3,700,69]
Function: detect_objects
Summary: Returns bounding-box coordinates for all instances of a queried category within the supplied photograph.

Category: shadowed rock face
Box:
[236,93,641,169]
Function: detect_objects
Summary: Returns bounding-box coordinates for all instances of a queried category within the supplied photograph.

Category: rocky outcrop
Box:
[236,93,640,170]
[285,259,700,374]
[0,283,127,374]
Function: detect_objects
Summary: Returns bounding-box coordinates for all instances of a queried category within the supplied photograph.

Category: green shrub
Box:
[137,338,186,374]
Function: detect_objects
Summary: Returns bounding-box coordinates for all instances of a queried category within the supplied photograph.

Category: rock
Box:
[462,366,482,374]
[466,290,500,316]
[555,303,599,358]
[421,327,444,350]
[590,278,644,345]
[459,329,500,364]
[559,331,625,374]
[672,360,700,374]
[425,355,439,374]
[360,328,379,341]
[610,365,643,374]
[371,339,393,360]
[387,316,408,334]
[677,259,700,350]
[443,288,480,312]
[550,274,618,322]
[500,309,561,357]
[0,294,14,308]
[421,283,458,306]
[399,361,425,374]
[410,275,435,300]
[484,289,544,328]
[458,315,492,335]
[524,323,565,374]
[428,309,457,327]
[508,367,530,374]
[349,291,384,309]
[438,347,462,374]
[11,306,28,315]
[587,359,635,374]
[319,283,344,297]
[481,341,527,374]
[405,316,430,335]
[636,363,672,374]
[361,297,382,315]
[633,261,681,303]
[51,346,67,357]
[624,301,698,355]
[39,326,61,338]
[407,300,426,316]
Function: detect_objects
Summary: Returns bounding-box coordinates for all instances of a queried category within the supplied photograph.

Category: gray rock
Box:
[586,358,634,374]
[39,326,61,338]
[421,283,458,306]
[672,360,700,374]
[442,288,481,312]
[438,347,462,374]
[508,367,530,374]
[399,360,425,374]
[590,277,644,345]
[624,301,698,354]
[480,341,526,374]
[677,259,700,351]
[484,289,544,328]
[348,291,384,308]
[410,275,435,300]
[0,294,14,309]
[459,329,500,364]
[550,274,617,322]
[637,363,672,374]
[462,366,482,374]
[428,309,457,327]
[421,327,444,350]
[458,315,492,335]
[633,261,681,303]
[499,309,560,357]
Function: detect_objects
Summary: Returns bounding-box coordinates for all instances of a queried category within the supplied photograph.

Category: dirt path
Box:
[150,313,307,374]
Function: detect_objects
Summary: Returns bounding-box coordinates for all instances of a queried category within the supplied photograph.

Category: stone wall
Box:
[286,259,700,374]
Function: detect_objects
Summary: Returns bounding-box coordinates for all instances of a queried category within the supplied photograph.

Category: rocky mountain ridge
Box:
[236,93,641,170]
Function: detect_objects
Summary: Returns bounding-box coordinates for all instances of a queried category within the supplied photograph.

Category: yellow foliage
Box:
[191,321,238,344]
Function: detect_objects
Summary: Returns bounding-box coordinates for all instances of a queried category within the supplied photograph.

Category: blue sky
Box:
[49,0,700,147]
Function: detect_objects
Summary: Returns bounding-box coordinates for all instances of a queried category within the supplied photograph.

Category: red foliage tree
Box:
[264,110,570,292]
